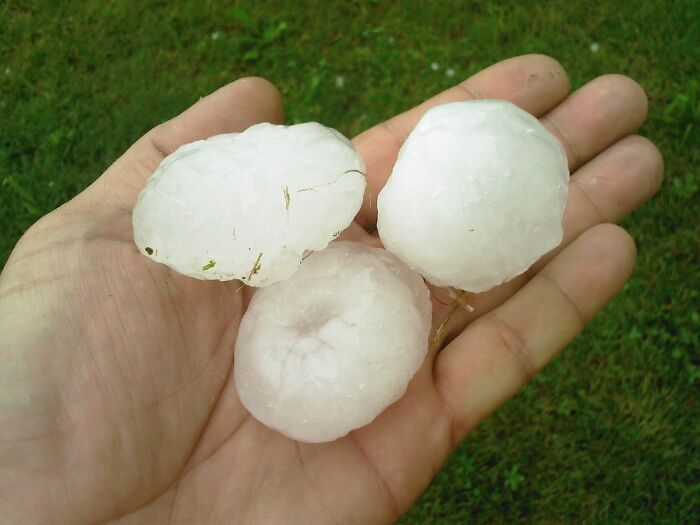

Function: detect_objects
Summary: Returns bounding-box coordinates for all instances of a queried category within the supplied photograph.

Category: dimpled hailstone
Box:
[377,100,569,293]
[132,123,365,286]
[234,241,431,443]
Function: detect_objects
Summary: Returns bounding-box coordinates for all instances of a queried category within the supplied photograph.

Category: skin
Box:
[0,55,663,524]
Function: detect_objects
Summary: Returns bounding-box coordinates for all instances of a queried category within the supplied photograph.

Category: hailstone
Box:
[377,100,569,293]
[132,122,365,286]
[234,241,431,443]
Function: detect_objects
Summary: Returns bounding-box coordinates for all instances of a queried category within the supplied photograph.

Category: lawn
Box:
[1,0,698,523]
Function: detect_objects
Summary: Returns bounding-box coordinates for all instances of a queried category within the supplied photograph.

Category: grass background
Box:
[1,0,698,522]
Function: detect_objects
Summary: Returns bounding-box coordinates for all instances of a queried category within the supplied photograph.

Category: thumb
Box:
[82,77,284,210]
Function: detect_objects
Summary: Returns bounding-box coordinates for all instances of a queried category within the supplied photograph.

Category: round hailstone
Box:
[132,123,365,286]
[234,241,431,443]
[377,100,569,293]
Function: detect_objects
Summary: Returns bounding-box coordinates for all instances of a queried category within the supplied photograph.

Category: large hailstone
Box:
[234,241,431,443]
[377,100,569,293]
[132,123,365,286]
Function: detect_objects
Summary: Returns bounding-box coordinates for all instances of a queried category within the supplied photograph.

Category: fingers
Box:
[355,70,648,233]
[432,133,662,342]
[424,75,653,342]
[541,74,648,171]
[433,224,637,444]
[543,135,663,261]
[91,77,284,208]
[353,54,570,229]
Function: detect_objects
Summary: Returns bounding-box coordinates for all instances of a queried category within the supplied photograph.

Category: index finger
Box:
[434,223,637,443]
[352,54,570,229]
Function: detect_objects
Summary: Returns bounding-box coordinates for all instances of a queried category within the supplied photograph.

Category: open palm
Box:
[0,55,662,524]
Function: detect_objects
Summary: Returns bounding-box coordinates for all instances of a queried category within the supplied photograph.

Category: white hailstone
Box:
[234,241,431,443]
[132,122,366,286]
[377,100,569,293]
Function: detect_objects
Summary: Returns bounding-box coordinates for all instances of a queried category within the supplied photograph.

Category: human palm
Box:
[0,56,662,524]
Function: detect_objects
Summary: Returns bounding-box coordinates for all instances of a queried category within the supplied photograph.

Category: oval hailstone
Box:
[234,241,431,443]
[132,123,365,286]
[377,100,569,293]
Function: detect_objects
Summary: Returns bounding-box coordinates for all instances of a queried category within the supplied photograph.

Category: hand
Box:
[0,55,662,524]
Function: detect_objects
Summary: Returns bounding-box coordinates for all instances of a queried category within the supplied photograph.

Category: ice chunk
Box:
[132,123,366,286]
[377,100,569,293]
[234,241,431,443]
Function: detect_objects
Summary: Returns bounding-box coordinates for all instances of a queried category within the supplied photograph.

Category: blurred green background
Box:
[1,0,698,522]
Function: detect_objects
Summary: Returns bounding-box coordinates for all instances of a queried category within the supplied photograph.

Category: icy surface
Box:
[132,123,365,286]
[234,241,431,443]
[377,100,569,293]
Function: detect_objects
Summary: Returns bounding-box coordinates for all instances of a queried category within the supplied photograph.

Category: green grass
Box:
[1,0,698,522]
